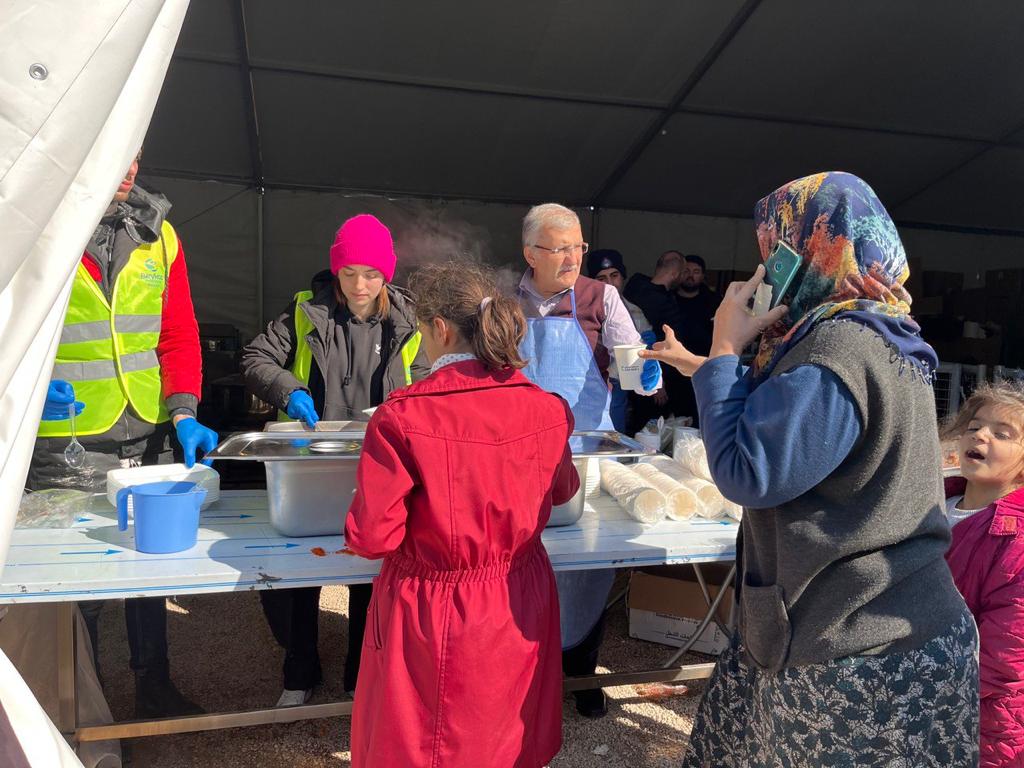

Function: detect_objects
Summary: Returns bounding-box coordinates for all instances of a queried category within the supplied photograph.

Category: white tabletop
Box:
[0,491,738,604]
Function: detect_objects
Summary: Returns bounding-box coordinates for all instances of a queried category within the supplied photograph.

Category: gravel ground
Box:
[97,573,708,767]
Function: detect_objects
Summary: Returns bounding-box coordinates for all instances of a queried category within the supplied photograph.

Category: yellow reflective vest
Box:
[277,290,421,421]
[38,221,177,438]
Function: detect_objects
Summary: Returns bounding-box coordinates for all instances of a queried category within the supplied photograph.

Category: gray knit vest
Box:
[738,320,968,672]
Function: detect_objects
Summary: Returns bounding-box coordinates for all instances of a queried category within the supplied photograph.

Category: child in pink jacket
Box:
[945,381,1024,767]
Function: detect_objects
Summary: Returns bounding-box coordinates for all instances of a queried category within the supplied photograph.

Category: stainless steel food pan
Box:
[206,428,652,534]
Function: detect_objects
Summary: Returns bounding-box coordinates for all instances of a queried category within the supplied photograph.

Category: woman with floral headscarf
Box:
[644,172,979,767]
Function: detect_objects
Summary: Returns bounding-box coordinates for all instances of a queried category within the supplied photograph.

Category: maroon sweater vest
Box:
[550,275,609,380]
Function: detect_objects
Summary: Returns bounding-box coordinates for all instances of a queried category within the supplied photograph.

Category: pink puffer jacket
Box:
[946,477,1024,767]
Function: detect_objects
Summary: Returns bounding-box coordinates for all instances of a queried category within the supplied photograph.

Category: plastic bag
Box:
[17,489,94,529]
[632,463,702,520]
[599,460,666,524]
[672,427,712,481]
[641,455,742,521]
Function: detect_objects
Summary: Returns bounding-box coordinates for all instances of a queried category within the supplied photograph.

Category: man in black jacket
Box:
[623,251,689,431]
[675,254,721,358]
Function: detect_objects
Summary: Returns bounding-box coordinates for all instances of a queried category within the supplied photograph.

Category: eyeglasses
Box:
[529,242,589,257]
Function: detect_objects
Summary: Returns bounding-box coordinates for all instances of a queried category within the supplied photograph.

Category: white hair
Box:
[522,203,580,247]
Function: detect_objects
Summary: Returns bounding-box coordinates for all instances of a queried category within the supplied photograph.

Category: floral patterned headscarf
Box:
[751,172,922,378]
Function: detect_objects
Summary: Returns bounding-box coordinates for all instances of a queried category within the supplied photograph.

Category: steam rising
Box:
[388,199,525,298]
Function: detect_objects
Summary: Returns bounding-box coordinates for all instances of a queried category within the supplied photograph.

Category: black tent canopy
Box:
[139,1,1024,338]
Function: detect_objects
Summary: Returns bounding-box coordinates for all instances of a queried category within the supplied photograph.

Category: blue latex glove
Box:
[640,359,661,392]
[285,390,320,428]
[640,330,657,348]
[41,380,85,421]
[174,417,219,468]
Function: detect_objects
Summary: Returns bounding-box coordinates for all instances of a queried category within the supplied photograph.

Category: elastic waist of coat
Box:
[384,540,545,584]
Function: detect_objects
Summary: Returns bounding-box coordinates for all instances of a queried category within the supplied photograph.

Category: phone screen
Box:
[764,242,802,309]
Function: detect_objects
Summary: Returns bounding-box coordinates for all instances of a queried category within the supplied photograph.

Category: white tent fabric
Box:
[0,628,83,768]
[0,0,189,572]
[0,0,187,761]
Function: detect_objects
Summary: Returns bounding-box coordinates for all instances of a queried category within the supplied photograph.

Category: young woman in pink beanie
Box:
[241,213,428,706]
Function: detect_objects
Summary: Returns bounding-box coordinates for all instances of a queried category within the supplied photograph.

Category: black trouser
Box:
[562,613,606,680]
[80,596,169,679]
[259,583,372,691]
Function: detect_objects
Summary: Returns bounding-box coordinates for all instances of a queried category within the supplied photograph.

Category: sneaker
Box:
[573,688,608,719]
[275,688,313,708]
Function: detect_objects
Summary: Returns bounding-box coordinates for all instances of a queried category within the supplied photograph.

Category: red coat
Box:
[945,477,1024,767]
[345,360,579,768]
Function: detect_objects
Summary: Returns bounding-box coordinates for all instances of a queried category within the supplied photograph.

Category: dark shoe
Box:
[573,688,607,719]
[134,675,204,719]
[343,660,359,697]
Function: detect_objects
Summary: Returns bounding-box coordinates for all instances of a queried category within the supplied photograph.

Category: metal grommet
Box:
[29,63,49,80]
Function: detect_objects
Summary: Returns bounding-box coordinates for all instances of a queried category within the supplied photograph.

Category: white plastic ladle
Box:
[64,402,86,468]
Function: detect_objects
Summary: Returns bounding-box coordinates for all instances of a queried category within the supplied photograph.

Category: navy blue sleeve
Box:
[691,356,863,508]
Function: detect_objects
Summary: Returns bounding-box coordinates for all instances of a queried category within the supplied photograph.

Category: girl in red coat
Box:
[345,263,579,768]
[944,381,1024,767]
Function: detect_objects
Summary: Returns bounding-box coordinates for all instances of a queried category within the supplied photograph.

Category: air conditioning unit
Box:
[993,366,1024,384]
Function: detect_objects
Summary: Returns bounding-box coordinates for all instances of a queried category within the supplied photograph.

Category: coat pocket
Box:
[366,581,387,651]
[740,579,791,673]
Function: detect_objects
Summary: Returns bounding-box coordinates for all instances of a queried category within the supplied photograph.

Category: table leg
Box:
[605,586,628,611]
[661,563,736,669]
[692,561,733,638]
[56,602,77,737]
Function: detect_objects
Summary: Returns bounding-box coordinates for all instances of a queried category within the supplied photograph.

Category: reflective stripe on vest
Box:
[276,292,421,420]
[38,221,179,438]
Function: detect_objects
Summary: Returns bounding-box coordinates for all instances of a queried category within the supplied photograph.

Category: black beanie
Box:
[586,249,627,279]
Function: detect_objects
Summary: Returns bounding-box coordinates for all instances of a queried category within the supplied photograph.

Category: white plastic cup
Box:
[614,344,646,392]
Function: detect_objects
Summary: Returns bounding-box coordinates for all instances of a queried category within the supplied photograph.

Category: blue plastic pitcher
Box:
[117,481,207,554]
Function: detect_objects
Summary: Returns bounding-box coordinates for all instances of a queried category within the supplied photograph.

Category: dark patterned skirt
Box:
[682,613,979,768]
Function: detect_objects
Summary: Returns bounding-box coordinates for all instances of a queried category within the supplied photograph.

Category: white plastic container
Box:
[106,464,220,510]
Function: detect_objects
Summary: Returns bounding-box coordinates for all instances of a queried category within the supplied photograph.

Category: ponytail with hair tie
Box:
[410,263,528,372]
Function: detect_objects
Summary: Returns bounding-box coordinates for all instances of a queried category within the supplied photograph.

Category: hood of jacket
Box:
[107,182,172,244]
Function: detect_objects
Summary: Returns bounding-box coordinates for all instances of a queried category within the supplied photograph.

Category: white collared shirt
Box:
[430,352,478,374]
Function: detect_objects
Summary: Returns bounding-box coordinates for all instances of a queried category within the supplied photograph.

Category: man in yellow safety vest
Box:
[32,151,217,718]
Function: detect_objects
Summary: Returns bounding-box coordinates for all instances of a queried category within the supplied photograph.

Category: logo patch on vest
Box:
[138,257,165,286]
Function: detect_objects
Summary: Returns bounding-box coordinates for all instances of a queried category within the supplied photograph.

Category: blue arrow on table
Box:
[244,543,299,550]
[60,549,120,556]
[201,514,253,519]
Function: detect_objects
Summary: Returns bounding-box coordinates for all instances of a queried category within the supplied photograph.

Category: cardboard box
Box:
[950,288,990,323]
[910,295,943,317]
[628,566,734,655]
[986,269,1024,298]
[921,270,964,297]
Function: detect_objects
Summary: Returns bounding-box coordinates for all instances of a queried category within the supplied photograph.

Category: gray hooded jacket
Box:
[241,271,428,419]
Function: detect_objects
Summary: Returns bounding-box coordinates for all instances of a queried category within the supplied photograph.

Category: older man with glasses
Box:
[516,203,662,719]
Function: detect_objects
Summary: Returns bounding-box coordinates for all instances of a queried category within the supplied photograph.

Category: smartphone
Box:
[764,242,802,309]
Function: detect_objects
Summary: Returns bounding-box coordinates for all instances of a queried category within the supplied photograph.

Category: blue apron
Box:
[519,288,616,648]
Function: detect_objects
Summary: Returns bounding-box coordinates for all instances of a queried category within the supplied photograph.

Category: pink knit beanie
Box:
[329,214,396,281]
